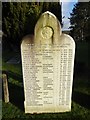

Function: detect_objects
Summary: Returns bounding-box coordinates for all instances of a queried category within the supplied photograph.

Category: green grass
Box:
[2,61,22,76]
[2,101,90,120]
[2,102,90,120]
[2,50,22,75]
[2,41,90,120]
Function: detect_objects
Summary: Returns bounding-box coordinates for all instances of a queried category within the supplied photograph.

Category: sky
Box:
[61,0,78,31]
[0,0,78,32]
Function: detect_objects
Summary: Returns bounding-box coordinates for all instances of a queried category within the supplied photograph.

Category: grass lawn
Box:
[1,41,90,120]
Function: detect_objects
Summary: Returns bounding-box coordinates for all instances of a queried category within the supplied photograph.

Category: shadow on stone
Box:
[72,91,90,109]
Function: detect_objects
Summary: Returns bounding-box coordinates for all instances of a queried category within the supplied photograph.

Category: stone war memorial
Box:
[21,11,75,113]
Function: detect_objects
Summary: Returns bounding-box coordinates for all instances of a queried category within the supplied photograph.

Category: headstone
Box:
[2,73,9,103]
[21,11,75,113]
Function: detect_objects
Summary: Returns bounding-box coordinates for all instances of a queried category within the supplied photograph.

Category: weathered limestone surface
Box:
[21,11,75,113]
[2,73,9,103]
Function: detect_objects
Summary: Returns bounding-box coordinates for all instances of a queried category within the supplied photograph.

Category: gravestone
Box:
[21,11,75,113]
[2,73,9,103]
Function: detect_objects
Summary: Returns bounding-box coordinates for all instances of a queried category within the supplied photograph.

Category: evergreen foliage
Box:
[69,2,90,41]
[2,2,61,50]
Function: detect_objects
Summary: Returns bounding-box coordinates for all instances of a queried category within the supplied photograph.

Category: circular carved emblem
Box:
[41,26,53,39]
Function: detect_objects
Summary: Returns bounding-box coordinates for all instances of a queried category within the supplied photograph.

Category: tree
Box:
[2,2,42,49]
[2,2,62,50]
[69,2,90,41]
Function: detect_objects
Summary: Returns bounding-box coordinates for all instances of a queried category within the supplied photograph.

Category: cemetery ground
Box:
[2,41,90,120]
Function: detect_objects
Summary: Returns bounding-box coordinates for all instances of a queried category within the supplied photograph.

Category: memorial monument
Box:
[21,11,75,113]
